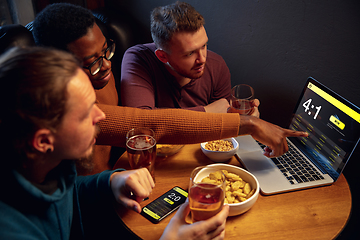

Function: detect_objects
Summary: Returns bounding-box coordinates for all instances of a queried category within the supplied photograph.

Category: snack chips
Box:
[201,170,255,204]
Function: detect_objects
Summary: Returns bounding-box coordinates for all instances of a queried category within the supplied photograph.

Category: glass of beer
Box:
[189,166,226,223]
[227,84,255,115]
[126,128,156,180]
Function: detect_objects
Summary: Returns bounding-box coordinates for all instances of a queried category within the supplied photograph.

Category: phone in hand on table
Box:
[140,186,188,224]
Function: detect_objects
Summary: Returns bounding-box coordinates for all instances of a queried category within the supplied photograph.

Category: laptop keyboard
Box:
[257,141,325,185]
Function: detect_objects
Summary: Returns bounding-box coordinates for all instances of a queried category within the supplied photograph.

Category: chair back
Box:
[0,24,35,54]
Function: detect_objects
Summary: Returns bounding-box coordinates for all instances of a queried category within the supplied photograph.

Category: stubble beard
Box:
[75,146,95,175]
[74,125,100,175]
[167,62,205,80]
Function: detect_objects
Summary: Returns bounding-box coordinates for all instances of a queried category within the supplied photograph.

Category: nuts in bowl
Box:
[194,163,259,216]
[200,138,239,162]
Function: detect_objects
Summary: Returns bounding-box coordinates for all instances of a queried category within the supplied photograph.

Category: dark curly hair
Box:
[32,3,95,51]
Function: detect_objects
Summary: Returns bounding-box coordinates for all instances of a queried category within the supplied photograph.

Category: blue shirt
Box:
[0,161,123,239]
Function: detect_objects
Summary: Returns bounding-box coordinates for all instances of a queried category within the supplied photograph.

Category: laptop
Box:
[235,77,360,195]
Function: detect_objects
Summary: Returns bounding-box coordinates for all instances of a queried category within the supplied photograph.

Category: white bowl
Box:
[156,144,184,157]
[194,163,259,216]
[200,138,239,162]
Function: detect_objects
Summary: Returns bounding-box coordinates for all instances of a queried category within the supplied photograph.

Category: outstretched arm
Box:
[96,105,241,147]
[96,104,306,157]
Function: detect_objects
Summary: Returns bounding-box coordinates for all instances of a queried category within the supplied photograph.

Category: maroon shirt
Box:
[121,43,231,112]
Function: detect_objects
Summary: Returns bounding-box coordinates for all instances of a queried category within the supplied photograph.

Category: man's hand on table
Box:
[160,200,229,240]
[110,168,155,213]
[239,115,308,157]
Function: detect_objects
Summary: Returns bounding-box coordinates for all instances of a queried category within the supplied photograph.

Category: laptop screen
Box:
[288,77,360,181]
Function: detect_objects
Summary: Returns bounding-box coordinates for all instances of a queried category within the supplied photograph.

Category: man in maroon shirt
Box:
[121,2,259,115]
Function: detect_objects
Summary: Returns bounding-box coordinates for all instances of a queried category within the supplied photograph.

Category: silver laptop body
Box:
[235,77,360,195]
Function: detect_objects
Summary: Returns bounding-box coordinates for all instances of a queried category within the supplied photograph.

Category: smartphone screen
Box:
[140,186,188,224]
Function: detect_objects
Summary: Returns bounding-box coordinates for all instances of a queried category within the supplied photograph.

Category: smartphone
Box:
[140,186,188,224]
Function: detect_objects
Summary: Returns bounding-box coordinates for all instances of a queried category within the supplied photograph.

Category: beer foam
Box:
[135,137,152,149]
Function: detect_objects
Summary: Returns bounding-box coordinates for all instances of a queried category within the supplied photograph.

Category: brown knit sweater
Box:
[84,74,240,175]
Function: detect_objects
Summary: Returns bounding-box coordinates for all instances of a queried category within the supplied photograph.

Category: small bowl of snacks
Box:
[200,138,239,162]
[157,144,184,157]
[195,163,259,216]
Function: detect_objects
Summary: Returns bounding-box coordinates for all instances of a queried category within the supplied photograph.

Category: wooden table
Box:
[113,144,352,240]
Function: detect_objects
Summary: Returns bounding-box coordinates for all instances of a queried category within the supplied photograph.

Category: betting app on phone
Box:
[141,186,188,223]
